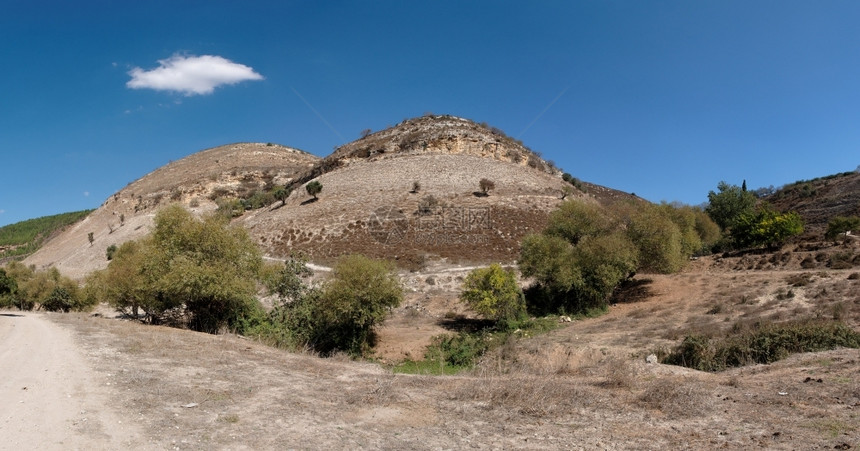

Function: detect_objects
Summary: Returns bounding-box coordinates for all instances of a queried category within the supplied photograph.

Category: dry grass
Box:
[35,243,860,449]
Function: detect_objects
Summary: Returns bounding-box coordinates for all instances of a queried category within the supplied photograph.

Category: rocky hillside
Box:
[239,115,638,268]
[766,170,860,235]
[24,143,318,279]
[25,116,636,278]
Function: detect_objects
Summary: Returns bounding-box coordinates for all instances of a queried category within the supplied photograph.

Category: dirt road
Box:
[0,312,147,450]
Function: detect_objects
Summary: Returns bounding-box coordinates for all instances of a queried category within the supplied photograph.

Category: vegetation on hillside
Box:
[252,253,402,357]
[662,319,860,372]
[0,210,93,259]
[706,181,804,250]
[519,199,717,315]
[0,261,94,311]
[87,205,263,333]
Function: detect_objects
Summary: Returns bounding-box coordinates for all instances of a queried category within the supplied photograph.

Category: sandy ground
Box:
[0,312,149,450]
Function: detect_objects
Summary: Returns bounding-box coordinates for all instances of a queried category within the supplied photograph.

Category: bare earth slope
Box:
[241,153,577,267]
[25,143,318,279]
[768,170,860,235]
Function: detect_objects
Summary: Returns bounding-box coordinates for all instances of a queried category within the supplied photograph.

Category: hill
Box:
[25,116,635,277]
[0,210,93,262]
[766,170,860,235]
[24,142,318,279]
[239,115,636,268]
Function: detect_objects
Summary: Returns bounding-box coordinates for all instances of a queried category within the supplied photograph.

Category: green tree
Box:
[254,254,402,356]
[87,240,149,318]
[825,216,860,241]
[86,205,263,332]
[519,200,638,314]
[627,204,685,274]
[705,181,757,231]
[460,264,525,324]
[731,206,803,249]
[544,200,614,245]
[306,180,323,199]
[312,255,403,356]
[87,232,95,246]
[272,186,290,206]
[0,268,17,309]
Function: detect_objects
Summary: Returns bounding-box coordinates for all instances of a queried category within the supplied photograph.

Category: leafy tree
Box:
[627,205,685,274]
[86,205,263,332]
[87,232,95,246]
[87,240,149,318]
[254,254,402,357]
[411,181,421,193]
[460,264,525,324]
[705,181,757,231]
[306,180,323,199]
[520,200,638,314]
[544,200,614,245]
[0,268,17,309]
[310,254,403,356]
[731,206,803,249]
[825,216,860,241]
[479,178,495,195]
[272,186,290,206]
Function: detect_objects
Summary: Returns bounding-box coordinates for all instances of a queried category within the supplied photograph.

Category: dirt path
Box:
[0,312,148,450]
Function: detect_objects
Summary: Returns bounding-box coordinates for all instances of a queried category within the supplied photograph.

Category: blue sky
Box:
[2,1,859,227]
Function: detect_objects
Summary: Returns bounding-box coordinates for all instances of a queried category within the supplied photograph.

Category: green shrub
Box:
[306,180,323,199]
[425,332,491,368]
[825,216,860,241]
[41,287,75,312]
[0,268,17,309]
[731,206,804,249]
[263,254,402,357]
[86,205,263,332]
[627,205,685,273]
[520,200,638,315]
[663,320,860,371]
[106,244,118,261]
[460,264,525,324]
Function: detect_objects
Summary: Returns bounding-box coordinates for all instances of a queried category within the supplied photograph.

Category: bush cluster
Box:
[519,199,717,315]
[705,181,804,250]
[662,319,860,371]
[87,205,262,332]
[0,262,94,312]
[253,253,402,357]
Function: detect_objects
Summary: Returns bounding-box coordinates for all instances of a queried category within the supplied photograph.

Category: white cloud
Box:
[127,54,264,96]
[0,209,5,215]
[83,191,90,197]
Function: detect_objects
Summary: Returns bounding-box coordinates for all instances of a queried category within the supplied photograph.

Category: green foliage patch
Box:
[662,319,860,372]
[0,210,93,259]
